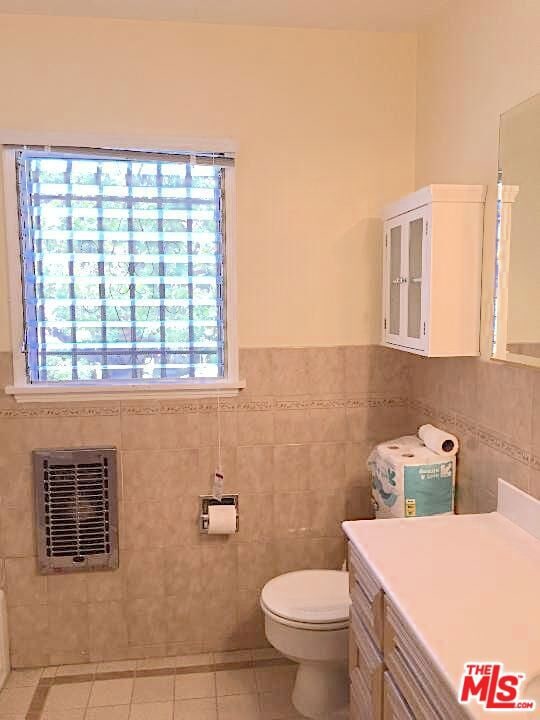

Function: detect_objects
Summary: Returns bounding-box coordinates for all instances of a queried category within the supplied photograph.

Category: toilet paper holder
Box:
[199,494,239,533]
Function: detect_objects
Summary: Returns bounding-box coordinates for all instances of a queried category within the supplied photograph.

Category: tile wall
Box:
[406,355,540,513]
[0,346,411,668]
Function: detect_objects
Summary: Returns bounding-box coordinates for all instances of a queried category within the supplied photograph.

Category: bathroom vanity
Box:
[343,480,540,719]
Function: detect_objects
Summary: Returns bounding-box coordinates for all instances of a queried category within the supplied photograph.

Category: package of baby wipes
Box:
[368,435,455,519]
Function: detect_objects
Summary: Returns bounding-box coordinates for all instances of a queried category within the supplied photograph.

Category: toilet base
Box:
[292,660,349,720]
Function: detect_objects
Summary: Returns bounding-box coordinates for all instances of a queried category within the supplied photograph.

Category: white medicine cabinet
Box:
[382,184,486,357]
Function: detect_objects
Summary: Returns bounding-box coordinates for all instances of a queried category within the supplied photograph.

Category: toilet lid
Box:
[261,570,350,624]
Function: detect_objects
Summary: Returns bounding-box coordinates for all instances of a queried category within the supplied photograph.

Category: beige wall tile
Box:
[236,446,274,493]
[122,449,199,501]
[237,543,275,592]
[199,409,238,448]
[237,411,274,446]
[0,454,32,508]
[309,409,347,443]
[80,415,122,447]
[273,493,315,540]
[235,494,273,543]
[120,501,168,550]
[308,443,346,490]
[344,346,371,395]
[87,570,123,603]
[157,413,201,450]
[239,349,273,398]
[47,574,88,605]
[48,603,89,655]
[306,347,345,396]
[271,349,310,396]
[274,538,328,575]
[8,604,49,667]
[123,549,165,598]
[273,410,312,444]
[5,557,47,606]
[273,444,310,491]
[125,597,168,645]
[1,505,36,557]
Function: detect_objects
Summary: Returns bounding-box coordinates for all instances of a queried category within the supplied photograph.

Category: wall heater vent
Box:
[33,447,118,574]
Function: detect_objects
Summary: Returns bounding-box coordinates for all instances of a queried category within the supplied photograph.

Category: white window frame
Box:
[2,134,244,402]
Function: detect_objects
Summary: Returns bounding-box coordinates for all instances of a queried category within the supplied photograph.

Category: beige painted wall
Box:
[0,14,417,352]
[415,0,540,355]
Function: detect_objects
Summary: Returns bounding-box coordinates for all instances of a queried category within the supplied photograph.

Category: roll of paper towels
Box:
[418,424,459,456]
[207,504,237,534]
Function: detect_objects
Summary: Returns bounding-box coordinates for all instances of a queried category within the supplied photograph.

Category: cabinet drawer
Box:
[383,672,414,720]
[349,608,384,720]
[384,598,468,720]
[349,544,384,650]
[351,667,379,720]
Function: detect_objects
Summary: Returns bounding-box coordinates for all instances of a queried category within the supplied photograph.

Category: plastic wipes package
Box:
[368,436,455,519]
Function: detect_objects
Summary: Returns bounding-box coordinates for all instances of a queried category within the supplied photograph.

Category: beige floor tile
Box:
[216,668,257,696]
[42,709,86,720]
[175,673,216,700]
[97,660,137,674]
[44,682,92,711]
[217,693,261,720]
[129,701,174,720]
[258,690,303,719]
[175,653,213,668]
[214,651,251,665]
[255,666,296,693]
[56,662,97,677]
[0,686,34,715]
[88,678,134,707]
[174,697,218,720]
[4,668,43,687]
[85,706,130,720]
[132,676,174,704]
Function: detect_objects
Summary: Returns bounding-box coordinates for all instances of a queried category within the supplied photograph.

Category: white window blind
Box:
[15,148,233,384]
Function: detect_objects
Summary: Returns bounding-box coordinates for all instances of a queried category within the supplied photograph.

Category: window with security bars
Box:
[15,148,231,384]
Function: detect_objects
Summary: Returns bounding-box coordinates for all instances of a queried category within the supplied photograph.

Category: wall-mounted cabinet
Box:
[382,184,486,356]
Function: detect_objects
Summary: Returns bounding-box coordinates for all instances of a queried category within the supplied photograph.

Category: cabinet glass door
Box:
[388,224,402,337]
[407,217,424,340]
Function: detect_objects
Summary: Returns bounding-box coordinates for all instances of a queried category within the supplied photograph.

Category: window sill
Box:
[5,379,246,403]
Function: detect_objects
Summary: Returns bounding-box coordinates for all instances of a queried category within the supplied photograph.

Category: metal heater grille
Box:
[33,448,118,574]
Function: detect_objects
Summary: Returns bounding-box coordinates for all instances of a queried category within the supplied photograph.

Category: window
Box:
[3,145,241,400]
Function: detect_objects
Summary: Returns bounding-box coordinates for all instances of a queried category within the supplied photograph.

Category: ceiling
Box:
[0,0,449,31]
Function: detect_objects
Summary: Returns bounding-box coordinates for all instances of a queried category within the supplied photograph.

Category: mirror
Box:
[493,92,540,367]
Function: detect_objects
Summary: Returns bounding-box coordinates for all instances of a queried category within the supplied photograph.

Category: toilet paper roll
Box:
[418,424,459,456]
[207,504,237,534]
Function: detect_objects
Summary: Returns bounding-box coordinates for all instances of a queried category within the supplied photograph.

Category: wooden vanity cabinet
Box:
[348,544,467,720]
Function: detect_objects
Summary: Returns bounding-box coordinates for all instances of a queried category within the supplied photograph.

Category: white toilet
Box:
[260,569,350,720]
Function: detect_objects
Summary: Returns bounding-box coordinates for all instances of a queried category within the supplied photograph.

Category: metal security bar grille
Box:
[16,148,229,383]
[33,448,118,574]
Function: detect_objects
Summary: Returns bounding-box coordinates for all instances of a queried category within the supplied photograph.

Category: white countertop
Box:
[343,510,540,719]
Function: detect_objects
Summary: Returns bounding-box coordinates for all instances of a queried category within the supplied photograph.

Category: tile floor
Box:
[0,649,307,720]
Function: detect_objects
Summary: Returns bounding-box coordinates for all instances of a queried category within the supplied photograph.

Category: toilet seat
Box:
[260,570,350,630]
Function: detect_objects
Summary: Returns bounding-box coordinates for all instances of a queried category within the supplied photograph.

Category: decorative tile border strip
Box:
[24,655,294,720]
[0,394,407,419]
